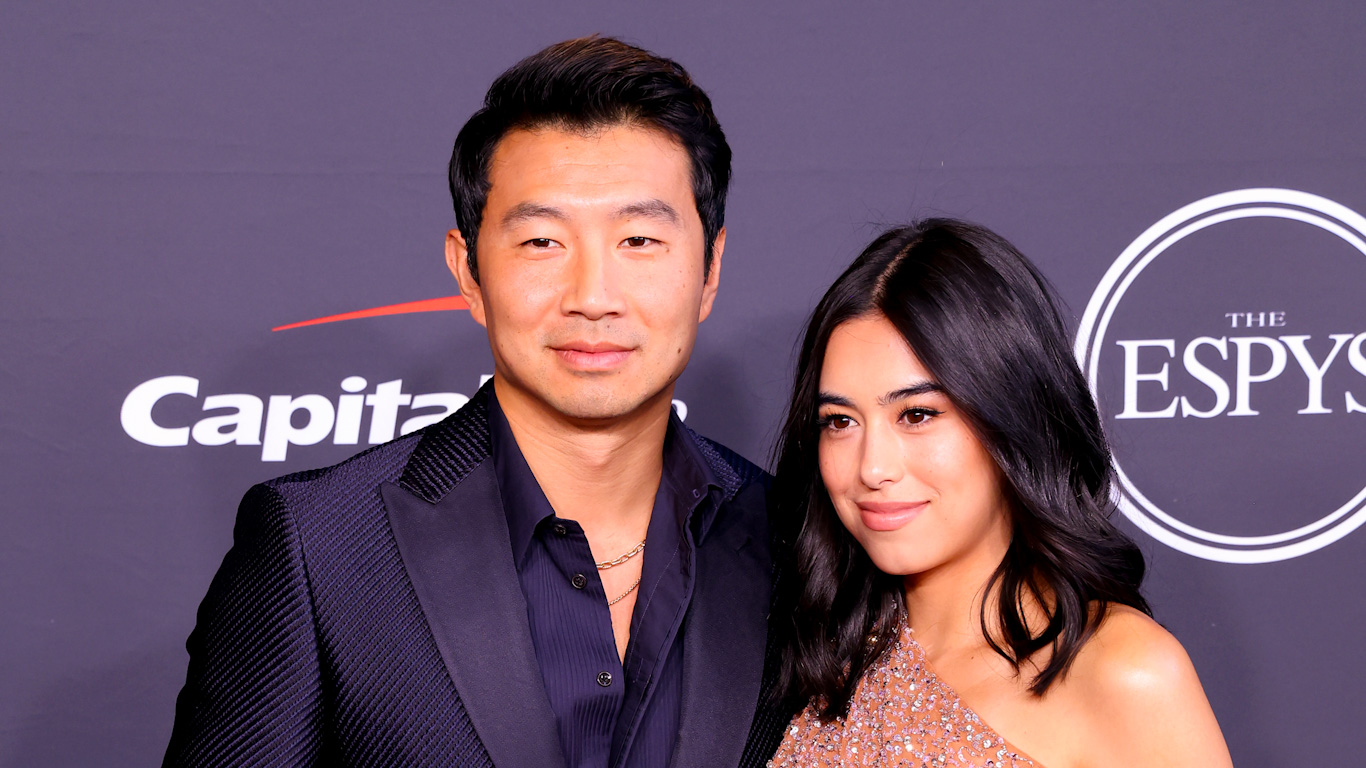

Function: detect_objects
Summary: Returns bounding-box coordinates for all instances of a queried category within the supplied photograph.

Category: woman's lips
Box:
[552,343,633,371]
[857,501,928,532]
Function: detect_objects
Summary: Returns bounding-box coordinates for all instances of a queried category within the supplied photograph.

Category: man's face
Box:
[448,123,723,424]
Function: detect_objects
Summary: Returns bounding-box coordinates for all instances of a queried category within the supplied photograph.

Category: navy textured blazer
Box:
[164,384,791,767]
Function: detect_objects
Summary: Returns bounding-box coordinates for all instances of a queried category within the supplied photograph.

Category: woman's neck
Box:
[902,521,1013,659]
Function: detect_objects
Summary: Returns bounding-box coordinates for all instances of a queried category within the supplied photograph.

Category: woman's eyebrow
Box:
[818,382,943,408]
[879,381,942,406]
[817,392,854,408]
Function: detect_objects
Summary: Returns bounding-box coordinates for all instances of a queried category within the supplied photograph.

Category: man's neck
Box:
[493,378,672,551]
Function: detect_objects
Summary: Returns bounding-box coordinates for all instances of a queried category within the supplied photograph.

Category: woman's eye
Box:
[623,236,655,248]
[900,408,941,426]
[820,414,855,432]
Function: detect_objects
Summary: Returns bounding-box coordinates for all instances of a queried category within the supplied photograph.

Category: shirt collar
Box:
[661,409,725,544]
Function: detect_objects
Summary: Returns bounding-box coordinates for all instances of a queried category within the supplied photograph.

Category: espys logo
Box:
[120,295,689,462]
[1076,189,1366,563]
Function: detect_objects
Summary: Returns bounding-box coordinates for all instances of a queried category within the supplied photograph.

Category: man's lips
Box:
[857,501,928,532]
[551,342,634,371]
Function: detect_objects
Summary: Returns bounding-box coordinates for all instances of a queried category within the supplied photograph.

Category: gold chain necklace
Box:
[606,577,641,606]
[598,538,645,606]
[595,538,645,570]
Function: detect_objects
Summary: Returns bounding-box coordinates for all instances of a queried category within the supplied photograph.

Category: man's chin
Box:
[544,386,673,424]
[494,370,676,424]
[550,396,647,423]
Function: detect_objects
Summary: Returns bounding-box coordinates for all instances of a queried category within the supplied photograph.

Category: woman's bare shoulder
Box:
[1057,604,1232,767]
[1072,605,1194,696]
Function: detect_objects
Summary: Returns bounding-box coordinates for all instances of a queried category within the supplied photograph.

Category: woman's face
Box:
[817,314,1013,579]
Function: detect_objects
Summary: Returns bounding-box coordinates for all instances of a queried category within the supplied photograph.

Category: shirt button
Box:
[596,671,613,687]
[571,573,587,589]
[552,523,568,536]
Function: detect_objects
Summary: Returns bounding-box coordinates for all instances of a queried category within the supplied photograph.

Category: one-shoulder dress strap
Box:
[768,620,1042,768]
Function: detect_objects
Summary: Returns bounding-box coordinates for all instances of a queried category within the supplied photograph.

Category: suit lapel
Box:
[383,470,565,768]
[671,482,772,768]
[382,391,772,768]
[382,386,566,768]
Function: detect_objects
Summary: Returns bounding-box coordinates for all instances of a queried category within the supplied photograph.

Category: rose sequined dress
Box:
[768,620,1038,767]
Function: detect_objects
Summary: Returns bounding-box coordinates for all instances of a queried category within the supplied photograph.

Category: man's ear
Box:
[698,226,725,323]
[446,229,487,328]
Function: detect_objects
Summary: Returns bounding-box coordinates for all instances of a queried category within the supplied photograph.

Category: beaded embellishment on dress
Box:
[768,620,1037,767]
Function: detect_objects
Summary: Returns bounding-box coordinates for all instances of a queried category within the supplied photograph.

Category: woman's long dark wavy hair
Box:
[771,219,1150,718]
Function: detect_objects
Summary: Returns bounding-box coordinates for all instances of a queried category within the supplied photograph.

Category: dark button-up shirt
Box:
[489,392,722,768]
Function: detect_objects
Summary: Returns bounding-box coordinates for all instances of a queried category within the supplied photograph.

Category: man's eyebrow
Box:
[500,202,568,229]
[614,199,681,226]
[879,381,943,406]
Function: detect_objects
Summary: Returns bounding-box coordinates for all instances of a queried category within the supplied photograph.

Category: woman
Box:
[768,220,1231,767]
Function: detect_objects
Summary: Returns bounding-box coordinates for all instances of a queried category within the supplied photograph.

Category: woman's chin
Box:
[862,546,930,578]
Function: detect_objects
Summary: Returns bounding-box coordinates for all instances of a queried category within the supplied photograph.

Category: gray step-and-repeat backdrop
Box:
[4,3,1363,765]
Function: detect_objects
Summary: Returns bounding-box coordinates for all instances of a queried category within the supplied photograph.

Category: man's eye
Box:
[622,237,655,248]
[525,238,556,248]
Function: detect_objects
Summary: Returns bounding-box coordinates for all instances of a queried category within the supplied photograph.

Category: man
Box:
[164,37,791,767]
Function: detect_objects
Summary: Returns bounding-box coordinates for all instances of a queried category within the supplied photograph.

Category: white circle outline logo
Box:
[1075,188,1366,563]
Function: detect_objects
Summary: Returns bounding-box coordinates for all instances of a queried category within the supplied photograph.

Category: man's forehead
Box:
[483,123,698,222]
[488,124,689,182]
[496,120,687,156]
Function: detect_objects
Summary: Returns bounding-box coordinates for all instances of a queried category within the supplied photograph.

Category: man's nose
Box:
[561,242,626,320]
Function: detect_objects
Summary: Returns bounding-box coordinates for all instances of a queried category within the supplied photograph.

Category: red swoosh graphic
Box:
[272,295,469,331]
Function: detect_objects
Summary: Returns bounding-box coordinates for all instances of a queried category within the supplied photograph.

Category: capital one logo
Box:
[1076,189,1366,563]
[122,295,689,461]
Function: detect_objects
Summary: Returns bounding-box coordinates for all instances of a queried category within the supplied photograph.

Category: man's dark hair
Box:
[771,219,1151,717]
[448,36,731,282]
